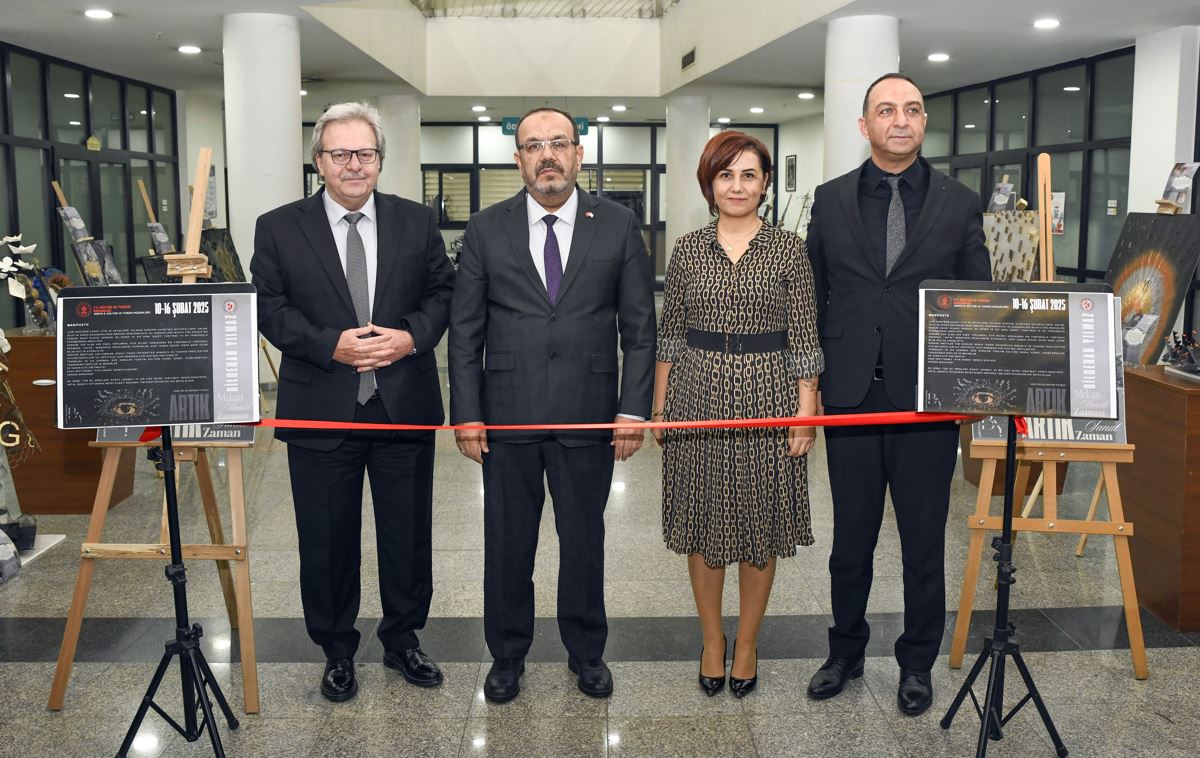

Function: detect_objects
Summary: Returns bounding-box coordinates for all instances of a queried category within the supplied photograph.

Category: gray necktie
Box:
[885,176,906,275]
[343,212,376,405]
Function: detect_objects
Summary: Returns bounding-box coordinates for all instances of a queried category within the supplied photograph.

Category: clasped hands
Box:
[333,323,414,372]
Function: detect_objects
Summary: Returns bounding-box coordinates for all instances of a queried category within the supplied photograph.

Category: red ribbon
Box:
[137,411,975,441]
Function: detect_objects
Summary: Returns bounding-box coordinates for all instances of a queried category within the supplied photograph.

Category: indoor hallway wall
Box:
[774,114,824,235]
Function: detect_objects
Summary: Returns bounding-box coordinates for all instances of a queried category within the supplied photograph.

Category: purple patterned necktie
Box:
[543,214,563,304]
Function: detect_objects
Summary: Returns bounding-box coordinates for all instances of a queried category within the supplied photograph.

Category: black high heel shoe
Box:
[729,640,758,699]
[698,634,727,697]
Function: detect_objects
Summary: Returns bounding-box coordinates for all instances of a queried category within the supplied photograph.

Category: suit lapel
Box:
[298,189,356,318]
[501,190,546,302]
[839,165,882,278]
[891,161,948,274]
[556,189,599,304]
[373,191,402,318]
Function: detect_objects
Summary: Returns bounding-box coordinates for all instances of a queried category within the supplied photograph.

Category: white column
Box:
[376,93,422,202]
[1128,26,1200,213]
[223,13,302,384]
[822,15,899,181]
[223,13,302,265]
[665,95,710,260]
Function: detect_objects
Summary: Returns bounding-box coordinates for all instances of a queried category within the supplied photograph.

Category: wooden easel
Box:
[49,147,261,713]
[951,153,1147,679]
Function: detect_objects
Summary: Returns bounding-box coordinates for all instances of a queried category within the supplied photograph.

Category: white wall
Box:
[303,0,427,91]
[176,90,227,231]
[775,114,824,233]
[1128,26,1200,213]
[425,18,659,97]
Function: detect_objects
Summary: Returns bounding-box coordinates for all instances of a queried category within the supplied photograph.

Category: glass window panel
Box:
[479,168,523,210]
[923,95,951,157]
[440,171,471,223]
[989,162,1024,209]
[128,85,149,152]
[1086,147,1130,272]
[152,90,174,155]
[1036,65,1085,145]
[99,162,131,282]
[92,75,123,149]
[578,128,598,165]
[422,171,439,209]
[602,126,651,164]
[602,169,649,224]
[956,87,989,154]
[0,57,7,134]
[13,148,51,271]
[0,148,9,233]
[131,159,154,280]
[1033,150,1083,274]
[578,169,598,194]
[477,125,515,164]
[420,126,473,164]
[655,170,665,223]
[10,53,45,139]
[154,161,178,246]
[992,79,1029,150]
[49,64,86,144]
[929,160,950,176]
[954,166,983,197]
[1092,54,1134,140]
[655,128,666,163]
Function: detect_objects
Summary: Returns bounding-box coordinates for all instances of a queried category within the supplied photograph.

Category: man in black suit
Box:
[449,107,655,703]
[805,74,990,715]
[251,102,454,702]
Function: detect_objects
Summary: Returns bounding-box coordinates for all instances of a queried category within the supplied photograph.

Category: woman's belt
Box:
[686,328,787,354]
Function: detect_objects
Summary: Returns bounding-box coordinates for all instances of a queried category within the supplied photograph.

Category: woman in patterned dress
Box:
[651,131,823,698]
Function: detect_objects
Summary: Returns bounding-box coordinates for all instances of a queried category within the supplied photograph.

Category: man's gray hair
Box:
[310,101,386,164]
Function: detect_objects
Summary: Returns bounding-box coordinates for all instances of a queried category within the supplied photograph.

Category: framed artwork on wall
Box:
[785,155,797,192]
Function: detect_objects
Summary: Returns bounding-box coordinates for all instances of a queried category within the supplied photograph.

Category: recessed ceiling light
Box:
[84,9,113,20]
[178,45,202,54]
[1063,86,1081,92]
[1034,18,1060,30]
[299,89,308,96]
[139,109,147,115]
[477,115,491,122]
[928,53,950,63]
[717,117,731,124]
[797,92,816,100]
[596,116,610,122]
[611,104,627,112]
[964,124,976,129]
[63,93,80,99]
[749,106,765,114]
[68,121,81,126]
[984,99,990,104]
[471,105,486,112]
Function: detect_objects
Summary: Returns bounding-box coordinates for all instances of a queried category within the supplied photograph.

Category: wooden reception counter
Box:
[1124,365,1200,631]
[5,333,134,514]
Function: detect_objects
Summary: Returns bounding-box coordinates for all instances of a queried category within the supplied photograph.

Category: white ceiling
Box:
[3,0,1200,127]
[409,0,681,18]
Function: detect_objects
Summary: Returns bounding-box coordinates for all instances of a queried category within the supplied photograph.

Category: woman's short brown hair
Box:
[696,130,773,215]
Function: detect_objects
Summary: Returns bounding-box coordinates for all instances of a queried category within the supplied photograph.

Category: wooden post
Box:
[136,179,158,224]
[1036,152,1054,281]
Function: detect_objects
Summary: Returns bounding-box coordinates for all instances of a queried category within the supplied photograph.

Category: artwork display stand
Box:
[48,148,261,721]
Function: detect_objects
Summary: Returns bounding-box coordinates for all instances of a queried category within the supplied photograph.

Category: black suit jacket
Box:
[448,189,656,446]
[251,189,455,451]
[807,158,991,410]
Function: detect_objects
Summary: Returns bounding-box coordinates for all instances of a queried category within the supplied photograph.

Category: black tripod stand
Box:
[940,416,1068,757]
[117,426,239,757]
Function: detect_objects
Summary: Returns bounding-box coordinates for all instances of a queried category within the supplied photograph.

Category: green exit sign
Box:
[500,116,589,136]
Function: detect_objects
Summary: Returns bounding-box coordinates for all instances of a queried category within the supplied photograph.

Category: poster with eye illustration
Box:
[918,280,1117,420]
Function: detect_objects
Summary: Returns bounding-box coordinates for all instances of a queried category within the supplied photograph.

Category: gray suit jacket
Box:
[448,188,656,445]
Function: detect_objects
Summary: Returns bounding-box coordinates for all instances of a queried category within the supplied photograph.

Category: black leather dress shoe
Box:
[897,669,933,715]
[568,658,613,698]
[806,656,865,700]
[483,657,525,703]
[384,647,443,687]
[320,658,358,702]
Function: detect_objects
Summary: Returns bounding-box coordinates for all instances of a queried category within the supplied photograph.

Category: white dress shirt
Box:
[323,190,378,316]
[526,188,578,285]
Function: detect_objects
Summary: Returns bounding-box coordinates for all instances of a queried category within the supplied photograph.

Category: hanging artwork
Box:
[200,228,246,283]
[983,210,1041,282]
[1103,213,1200,365]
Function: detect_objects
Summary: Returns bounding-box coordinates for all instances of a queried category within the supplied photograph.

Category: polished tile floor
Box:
[2,338,1197,756]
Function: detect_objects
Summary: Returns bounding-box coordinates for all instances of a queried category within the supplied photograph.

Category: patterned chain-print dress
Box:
[658,221,824,567]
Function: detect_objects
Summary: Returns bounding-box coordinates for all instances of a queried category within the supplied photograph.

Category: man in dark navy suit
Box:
[805,74,991,715]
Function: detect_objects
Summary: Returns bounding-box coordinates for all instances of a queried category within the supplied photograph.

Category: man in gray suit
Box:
[449,107,656,703]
